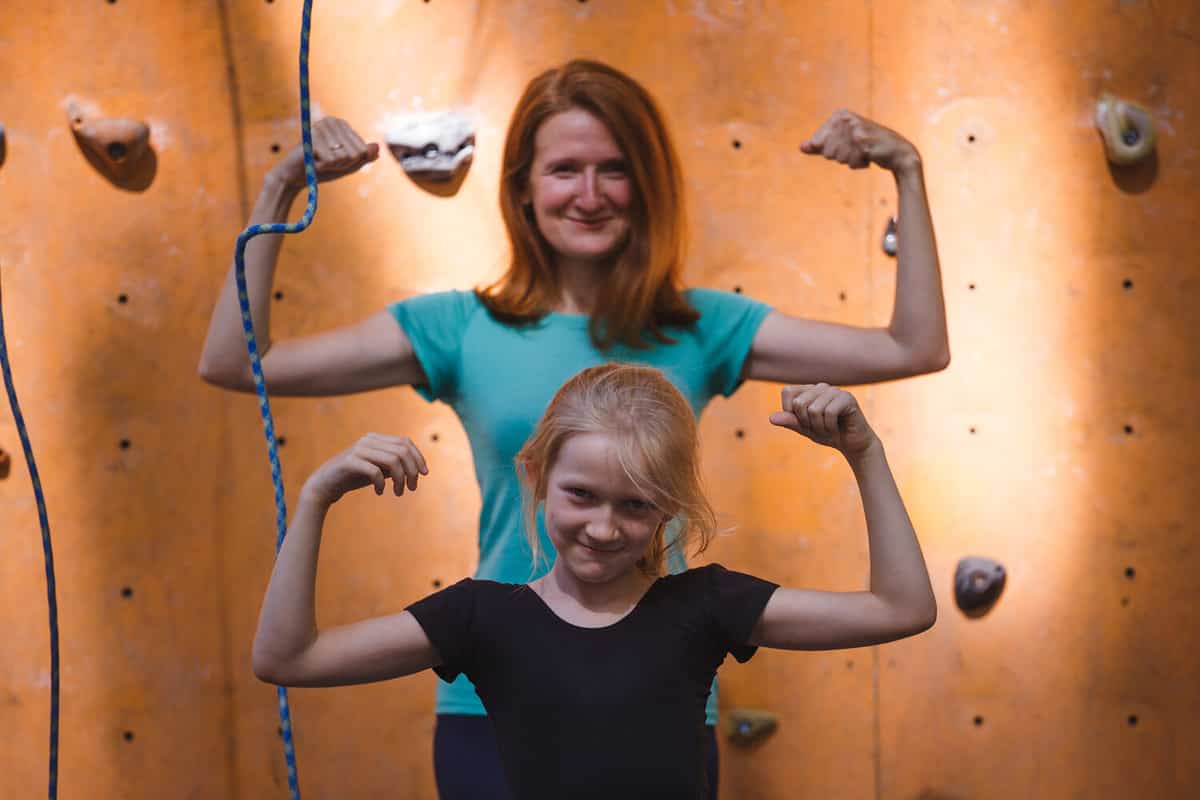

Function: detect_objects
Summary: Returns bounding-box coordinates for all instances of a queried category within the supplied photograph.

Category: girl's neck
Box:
[538,561,656,616]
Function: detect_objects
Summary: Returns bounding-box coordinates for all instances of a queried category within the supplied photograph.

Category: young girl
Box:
[252,364,937,800]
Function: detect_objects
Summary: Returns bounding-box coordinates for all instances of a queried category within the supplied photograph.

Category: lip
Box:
[581,543,620,555]
[567,217,612,228]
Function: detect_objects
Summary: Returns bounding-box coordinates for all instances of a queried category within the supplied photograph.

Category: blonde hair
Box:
[515,364,717,576]
[478,59,699,350]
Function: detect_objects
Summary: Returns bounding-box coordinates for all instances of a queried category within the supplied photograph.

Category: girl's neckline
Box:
[523,577,662,631]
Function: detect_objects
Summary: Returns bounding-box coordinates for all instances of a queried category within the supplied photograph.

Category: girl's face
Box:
[542,432,666,585]
[525,108,634,268]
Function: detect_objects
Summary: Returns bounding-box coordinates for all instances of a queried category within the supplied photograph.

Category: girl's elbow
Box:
[909,600,938,635]
[252,644,292,685]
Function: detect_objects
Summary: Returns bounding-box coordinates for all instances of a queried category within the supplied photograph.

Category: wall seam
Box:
[213,2,248,799]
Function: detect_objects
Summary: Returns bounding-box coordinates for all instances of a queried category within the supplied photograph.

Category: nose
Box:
[583,508,620,547]
[575,168,604,213]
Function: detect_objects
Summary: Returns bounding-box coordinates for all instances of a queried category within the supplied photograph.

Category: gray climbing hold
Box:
[954,556,1006,616]
[724,708,778,744]
[882,215,898,257]
[384,110,475,183]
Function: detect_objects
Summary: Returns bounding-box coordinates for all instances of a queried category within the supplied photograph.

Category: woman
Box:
[200,59,948,799]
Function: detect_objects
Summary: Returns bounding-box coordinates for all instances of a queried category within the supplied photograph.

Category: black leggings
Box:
[433,714,720,799]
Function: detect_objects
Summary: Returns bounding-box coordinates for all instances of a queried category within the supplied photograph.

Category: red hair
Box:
[477,60,698,350]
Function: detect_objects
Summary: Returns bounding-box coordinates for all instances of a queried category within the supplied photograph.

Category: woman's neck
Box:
[551,255,613,314]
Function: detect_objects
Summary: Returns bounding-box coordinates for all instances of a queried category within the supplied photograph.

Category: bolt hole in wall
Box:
[122,731,134,742]
[120,587,133,599]
[119,439,131,450]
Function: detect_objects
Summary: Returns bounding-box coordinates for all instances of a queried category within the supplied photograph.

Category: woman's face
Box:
[525,108,634,267]
[542,432,665,586]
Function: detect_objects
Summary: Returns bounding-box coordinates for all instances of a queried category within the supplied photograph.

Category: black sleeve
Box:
[702,564,779,663]
[405,578,477,683]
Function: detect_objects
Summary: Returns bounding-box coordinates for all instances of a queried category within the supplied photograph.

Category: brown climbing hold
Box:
[1096,93,1157,166]
[954,556,1006,617]
[0,448,11,480]
[724,708,778,745]
[67,100,151,182]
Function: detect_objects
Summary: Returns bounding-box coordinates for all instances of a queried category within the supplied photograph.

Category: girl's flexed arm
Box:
[252,434,440,686]
[749,385,937,650]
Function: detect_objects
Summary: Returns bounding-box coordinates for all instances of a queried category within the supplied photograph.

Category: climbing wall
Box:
[0,3,246,799]
[1,1,1197,798]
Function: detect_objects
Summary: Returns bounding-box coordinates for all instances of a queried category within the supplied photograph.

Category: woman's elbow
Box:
[198,358,251,392]
[915,348,950,375]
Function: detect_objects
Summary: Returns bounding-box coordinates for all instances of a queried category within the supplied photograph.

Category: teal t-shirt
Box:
[388,288,771,722]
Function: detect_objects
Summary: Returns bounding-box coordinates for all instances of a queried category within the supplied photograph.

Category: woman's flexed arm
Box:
[741,110,950,386]
[198,118,428,396]
[749,385,937,650]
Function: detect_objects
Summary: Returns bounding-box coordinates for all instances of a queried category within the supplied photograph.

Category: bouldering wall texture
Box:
[1,1,1197,799]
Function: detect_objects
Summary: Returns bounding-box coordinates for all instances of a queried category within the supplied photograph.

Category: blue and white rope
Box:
[0,275,60,799]
[232,1,317,797]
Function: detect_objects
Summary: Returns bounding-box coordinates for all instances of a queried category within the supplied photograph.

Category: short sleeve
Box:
[702,563,779,664]
[405,578,478,683]
[685,288,772,398]
[387,290,481,403]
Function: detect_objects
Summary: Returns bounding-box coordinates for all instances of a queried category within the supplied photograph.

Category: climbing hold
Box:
[724,708,778,745]
[0,447,10,479]
[0,123,7,168]
[881,215,898,257]
[1096,93,1157,166]
[67,100,151,182]
[384,110,475,183]
[954,556,1006,617]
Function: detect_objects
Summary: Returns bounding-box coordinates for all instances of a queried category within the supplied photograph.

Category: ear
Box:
[519,456,541,487]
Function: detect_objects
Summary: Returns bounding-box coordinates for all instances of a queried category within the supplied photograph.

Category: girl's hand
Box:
[269,117,380,191]
[800,110,920,174]
[301,433,428,506]
[769,384,879,457]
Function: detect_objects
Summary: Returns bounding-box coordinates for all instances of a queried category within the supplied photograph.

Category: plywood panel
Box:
[0,2,244,798]
[871,1,1200,798]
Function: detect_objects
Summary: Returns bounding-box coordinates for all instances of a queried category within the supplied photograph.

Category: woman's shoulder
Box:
[682,287,770,315]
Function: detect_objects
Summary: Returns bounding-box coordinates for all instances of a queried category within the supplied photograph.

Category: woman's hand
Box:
[268,116,381,192]
[769,384,879,457]
[301,433,428,506]
[800,110,920,174]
